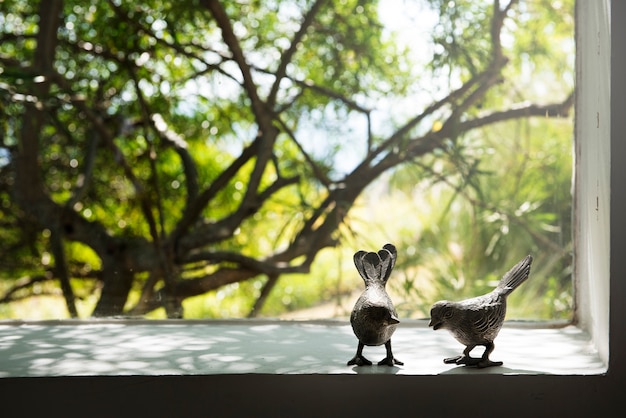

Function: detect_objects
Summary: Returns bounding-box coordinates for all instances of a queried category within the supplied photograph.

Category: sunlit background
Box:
[0,0,574,320]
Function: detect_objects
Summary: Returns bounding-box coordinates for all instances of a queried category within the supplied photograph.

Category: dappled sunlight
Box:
[0,321,604,377]
[495,328,605,374]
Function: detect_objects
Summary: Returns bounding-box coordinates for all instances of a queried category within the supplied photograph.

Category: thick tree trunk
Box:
[92,256,135,317]
[14,0,63,210]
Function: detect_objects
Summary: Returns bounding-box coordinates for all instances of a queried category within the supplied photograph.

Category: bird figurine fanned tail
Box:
[429,255,533,368]
[347,243,403,367]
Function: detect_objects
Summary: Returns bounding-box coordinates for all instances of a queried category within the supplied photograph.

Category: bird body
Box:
[351,286,398,346]
[348,243,403,367]
[429,255,533,368]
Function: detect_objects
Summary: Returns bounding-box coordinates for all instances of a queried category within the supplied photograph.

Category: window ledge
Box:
[0,319,605,377]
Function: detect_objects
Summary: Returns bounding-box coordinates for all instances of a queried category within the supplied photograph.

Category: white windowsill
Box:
[0,319,605,377]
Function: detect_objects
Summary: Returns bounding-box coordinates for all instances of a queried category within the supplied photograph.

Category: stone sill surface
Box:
[0,319,605,377]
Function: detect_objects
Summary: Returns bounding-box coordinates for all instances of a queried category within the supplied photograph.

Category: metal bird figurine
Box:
[347,243,403,367]
[429,255,533,368]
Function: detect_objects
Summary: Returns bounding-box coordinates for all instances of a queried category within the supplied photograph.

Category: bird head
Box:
[428,301,455,330]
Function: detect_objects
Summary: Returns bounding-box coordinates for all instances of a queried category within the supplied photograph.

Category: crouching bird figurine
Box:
[347,243,403,367]
[429,255,533,368]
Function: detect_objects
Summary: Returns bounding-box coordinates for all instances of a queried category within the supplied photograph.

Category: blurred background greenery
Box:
[0,0,573,320]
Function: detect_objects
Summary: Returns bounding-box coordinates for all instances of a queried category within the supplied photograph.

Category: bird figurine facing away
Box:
[347,243,403,367]
[429,255,533,368]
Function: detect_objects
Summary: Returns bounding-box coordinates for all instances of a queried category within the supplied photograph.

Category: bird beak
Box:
[428,319,441,330]
[389,315,400,325]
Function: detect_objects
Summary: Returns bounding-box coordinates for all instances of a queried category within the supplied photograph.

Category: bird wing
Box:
[465,297,506,341]
[472,303,504,333]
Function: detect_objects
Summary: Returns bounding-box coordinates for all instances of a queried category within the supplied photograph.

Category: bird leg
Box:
[476,342,503,368]
[347,342,372,366]
[378,340,404,366]
[443,344,477,365]
[443,343,502,368]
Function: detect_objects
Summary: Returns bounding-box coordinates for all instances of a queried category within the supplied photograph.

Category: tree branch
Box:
[274,116,333,187]
[439,0,513,135]
[151,114,200,206]
[267,0,328,108]
[247,274,279,318]
[289,77,372,114]
[49,227,79,318]
[178,173,300,252]
[373,63,496,161]
[184,251,307,275]
[455,92,574,133]
[201,0,274,135]
[65,126,99,210]
[0,274,53,304]
[170,137,260,247]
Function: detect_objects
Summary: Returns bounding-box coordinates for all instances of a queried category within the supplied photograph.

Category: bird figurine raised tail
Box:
[347,243,403,367]
[429,255,533,368]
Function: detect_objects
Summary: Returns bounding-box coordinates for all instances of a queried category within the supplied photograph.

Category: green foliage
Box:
[383,114,573,319]
[0,0,574,320]
[428,0,494,78]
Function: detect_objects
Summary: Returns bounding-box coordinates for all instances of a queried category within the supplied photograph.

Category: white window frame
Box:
[573,0,611,365]
[1,1,624,416]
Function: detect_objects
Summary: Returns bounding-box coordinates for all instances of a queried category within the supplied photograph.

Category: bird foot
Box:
[443,355,465,364]
[444,355,502,368]
[378,356,404,367]
[476,359,503,368]
[347,355,372,366]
